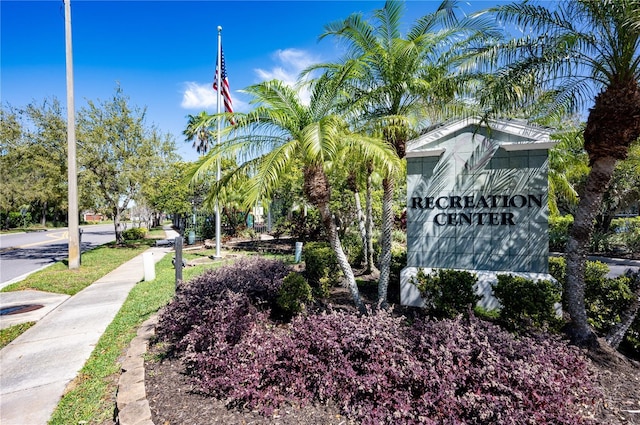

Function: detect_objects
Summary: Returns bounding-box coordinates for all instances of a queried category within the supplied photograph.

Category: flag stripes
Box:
[213,47,235,124]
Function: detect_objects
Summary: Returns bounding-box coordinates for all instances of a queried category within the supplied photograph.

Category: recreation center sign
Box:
[400,118,557,309]
[410,193,543,226]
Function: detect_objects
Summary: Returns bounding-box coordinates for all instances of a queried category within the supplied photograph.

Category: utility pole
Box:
[65,0,80,269]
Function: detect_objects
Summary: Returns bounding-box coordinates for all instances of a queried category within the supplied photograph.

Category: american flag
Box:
[213,47,235,125]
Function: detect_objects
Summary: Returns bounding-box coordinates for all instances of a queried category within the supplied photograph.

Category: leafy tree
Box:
[22,99,69,225]
[77,86,177,243]
[144,162,192,219]
[188,77,398,313]
[315,0,495,307]
[0,106,26,223]
[0,100,68,227]
[475,0,640,345]
[138,133,182,228]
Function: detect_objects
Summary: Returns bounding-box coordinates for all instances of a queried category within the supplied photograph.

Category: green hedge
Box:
[493,274,562,332]
[549,257,640,357]
[277,272,313,316]
[410,268,479,318]
[302,242,341,297]
[122,227,147,240]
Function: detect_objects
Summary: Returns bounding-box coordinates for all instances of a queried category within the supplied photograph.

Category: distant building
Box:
[83,212,104,222]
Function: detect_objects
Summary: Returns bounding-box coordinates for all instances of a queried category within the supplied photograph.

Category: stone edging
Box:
[115,315,157,425]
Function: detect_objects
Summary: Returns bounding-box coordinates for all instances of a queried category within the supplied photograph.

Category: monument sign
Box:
[401,118,557,309]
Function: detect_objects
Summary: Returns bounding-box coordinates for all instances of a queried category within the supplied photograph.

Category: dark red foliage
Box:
[156,257,290,353]
[155,260,600,424]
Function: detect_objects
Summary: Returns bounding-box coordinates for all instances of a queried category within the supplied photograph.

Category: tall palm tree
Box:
[184,111,213,155]
[314,0,494,307]
[474,0,640,346]
[188,76,399,314]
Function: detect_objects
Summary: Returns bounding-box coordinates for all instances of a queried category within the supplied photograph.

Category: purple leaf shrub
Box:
[155,259,601,424]
[156,257,290,352]
[407,316,600,424]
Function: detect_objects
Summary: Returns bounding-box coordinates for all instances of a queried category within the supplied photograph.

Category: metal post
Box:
[174,236,183,287]
[78,228,83,265]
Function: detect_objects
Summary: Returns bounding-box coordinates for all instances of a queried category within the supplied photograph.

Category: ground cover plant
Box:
[153,258,603,424]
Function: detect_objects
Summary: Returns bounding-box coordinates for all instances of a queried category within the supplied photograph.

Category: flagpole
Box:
[215,26,222,258]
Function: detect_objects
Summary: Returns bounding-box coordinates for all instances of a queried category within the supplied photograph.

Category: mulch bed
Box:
[144,240,640,425]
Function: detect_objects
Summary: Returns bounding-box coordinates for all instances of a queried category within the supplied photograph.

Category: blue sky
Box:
[2,0,497,161]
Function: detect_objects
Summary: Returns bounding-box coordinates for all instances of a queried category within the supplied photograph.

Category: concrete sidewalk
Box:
[0,229,179,425]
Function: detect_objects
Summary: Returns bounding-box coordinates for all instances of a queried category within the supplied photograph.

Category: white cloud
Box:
[255,48,321,105]
[180,81,248,112]
[180,82,215,109]
[180,48,321,111]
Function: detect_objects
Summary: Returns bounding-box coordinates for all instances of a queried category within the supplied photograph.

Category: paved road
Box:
[587,255,640,279]
[0,223,116,288]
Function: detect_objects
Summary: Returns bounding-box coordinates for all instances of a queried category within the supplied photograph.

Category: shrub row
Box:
[409,267,562,333]
[549,257,640,357]
[155,260,601,424]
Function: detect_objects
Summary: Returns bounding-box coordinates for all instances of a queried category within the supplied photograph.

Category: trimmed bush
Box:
[276,272,313,316]
[340,230,365,266]
[549,215,573,251]
[122,227,147,240]
[586,270,637,331]
[410,268,480,318]
[302,241,341,297]
[493,274,562,332]
[549,256,567,284]
[548,257,640,356]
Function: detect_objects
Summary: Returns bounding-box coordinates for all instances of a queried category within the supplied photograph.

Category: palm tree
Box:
[313,0,493,307]
[474,0,640,346]
[184,111,213,155]
[188,76,399,314]
[548,127,588,216]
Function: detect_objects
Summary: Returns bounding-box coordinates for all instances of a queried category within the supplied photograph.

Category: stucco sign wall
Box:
[401,118,556,308]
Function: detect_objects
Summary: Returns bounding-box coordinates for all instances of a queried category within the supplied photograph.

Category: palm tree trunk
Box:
[318,201,366,314]
[354,189,367,265]
[365,167,377,274]
[566,156,618,346]
[304,164,366,314]
[377,176,394,308]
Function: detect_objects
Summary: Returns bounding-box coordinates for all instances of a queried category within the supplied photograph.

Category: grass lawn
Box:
[1,242,153,296]
[0,322,35,349]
